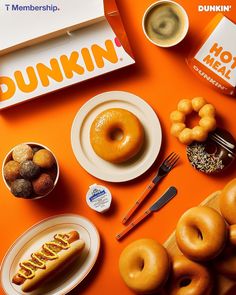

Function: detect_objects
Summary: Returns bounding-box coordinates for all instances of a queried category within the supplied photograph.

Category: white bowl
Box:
[2,142,59,200]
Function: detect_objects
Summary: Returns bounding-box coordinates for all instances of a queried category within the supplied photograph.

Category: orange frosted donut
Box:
[176,207,227,261]
[219,179,236,225]
[215,225,236,279]
[119,239,170,293]
[90,108,144,163]
[167,255,213,295]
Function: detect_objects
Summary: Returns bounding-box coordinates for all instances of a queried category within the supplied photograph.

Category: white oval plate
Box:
[0,214,100,295]
[71,91,162,182]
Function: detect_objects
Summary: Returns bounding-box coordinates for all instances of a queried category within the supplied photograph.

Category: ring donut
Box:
[176,207,227,261]
[90,108,144,163]
[219,179,236,225]
[230,224,236,246]
[215,225,236,279]
[170,97,217,145]
[119,239,170,293]
[167,255,213,295]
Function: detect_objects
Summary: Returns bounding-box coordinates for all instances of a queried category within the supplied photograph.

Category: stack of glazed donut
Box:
[119,178,236,295]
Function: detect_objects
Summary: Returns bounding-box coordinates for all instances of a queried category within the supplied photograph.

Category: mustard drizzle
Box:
[17,234,71,279]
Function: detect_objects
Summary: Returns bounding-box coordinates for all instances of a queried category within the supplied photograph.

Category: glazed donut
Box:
[215,225,236,279]
[170,97,216,145]
[119,239,170,293]
[219,179,236,224]
[167,255,213,295]
[176,206,227,261]
[90,108,144,163]
[230,224,236,246]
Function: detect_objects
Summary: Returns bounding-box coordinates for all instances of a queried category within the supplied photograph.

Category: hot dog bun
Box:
[22,239,85,292]
[12,231,85,293]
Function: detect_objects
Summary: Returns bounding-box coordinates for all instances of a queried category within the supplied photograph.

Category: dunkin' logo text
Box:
[0,38,122,101]
[203,42,236,80]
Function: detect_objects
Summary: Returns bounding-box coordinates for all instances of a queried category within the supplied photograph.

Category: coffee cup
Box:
[142,0,189,47]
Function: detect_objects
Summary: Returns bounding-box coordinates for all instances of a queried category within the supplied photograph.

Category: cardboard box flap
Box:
[0,0,106,55]
[104,0,134,58]
[0,0,135,109]
[187,14,236,96]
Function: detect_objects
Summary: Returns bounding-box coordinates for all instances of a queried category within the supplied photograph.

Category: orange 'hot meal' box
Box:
[0,0,135,109]
[187,14,236,96]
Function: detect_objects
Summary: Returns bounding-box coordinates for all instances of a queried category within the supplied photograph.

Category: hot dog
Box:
[12,231,85,292]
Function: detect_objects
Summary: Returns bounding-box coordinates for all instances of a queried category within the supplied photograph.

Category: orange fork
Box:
[122,152,179,224]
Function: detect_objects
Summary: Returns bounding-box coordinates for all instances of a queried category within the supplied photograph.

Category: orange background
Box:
[0,0,236,294]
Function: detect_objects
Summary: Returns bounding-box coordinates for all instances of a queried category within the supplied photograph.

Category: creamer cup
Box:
[86,184,112,213]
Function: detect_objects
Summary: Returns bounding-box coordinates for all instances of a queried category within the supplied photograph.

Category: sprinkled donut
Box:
[187,128,236,174]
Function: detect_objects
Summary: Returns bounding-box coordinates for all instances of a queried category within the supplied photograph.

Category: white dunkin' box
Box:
[187,14,236,96]
[0,0,135,109]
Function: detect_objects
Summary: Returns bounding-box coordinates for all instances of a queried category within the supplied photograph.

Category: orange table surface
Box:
[0,0,236,294]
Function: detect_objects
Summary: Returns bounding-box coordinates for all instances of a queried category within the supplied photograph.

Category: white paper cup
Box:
[142,0,189,47]
[2,142,59,200]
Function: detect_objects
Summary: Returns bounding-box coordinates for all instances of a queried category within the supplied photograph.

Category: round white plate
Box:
[0,214,100,295]
[71,91,162,182]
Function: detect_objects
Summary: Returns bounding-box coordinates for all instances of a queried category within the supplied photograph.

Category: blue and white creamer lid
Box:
[86,184,112,213]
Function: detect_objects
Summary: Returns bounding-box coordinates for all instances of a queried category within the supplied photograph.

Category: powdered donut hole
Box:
[12,144,33,163]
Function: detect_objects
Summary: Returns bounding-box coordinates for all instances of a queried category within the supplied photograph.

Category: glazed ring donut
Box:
[176,206,227,261]
[219,179,236,224]
[215,225,236,279]
[119,239,170,293]
[230,224,236,246]
[170,97,217,145]
[167,255,213,295]
[90,108,144,163]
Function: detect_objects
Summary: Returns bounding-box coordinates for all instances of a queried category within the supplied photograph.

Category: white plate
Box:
[71,91,162,182]
[0,214,100,295]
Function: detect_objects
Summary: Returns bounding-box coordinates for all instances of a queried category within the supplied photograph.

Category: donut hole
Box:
[196,228,203,240]
[187,226,204,244]
[137,257,145,271]
[185,112,200,129]
[109,127,124,141]
[179,277,192,287]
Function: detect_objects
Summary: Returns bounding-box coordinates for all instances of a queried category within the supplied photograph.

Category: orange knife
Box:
[122,152,179,224]
[116,186,177,241]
